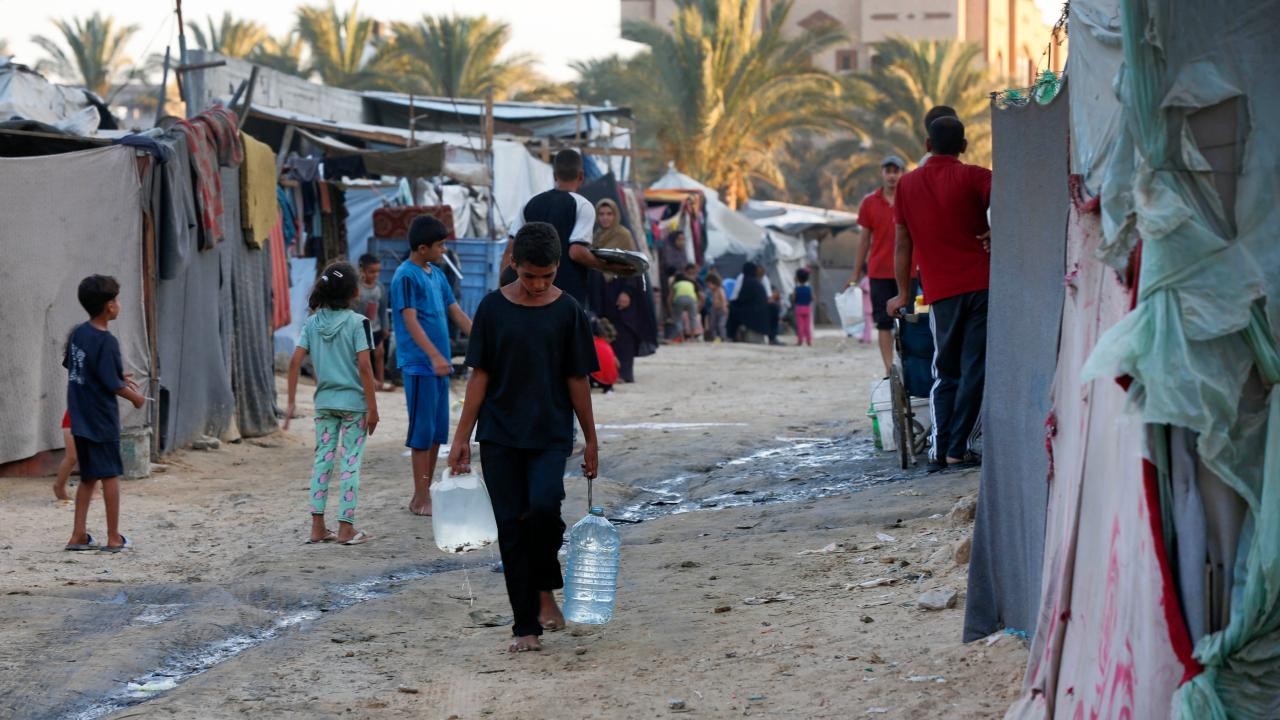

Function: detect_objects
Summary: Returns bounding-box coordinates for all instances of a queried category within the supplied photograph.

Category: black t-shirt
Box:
[465,291,598,450]
[519,190,591,305]
[63,322,126,442]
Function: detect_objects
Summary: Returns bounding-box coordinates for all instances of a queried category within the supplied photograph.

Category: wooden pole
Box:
[175,0,189,106]
[155,46,171,127]
[237,66,259,119]
[484,89,496,239]
[275,125,296,173]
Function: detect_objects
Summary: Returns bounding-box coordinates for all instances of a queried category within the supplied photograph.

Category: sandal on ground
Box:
[341,531,374,546]
[102,535,133,553]
[65,533,99,551]
[305,530,339,544]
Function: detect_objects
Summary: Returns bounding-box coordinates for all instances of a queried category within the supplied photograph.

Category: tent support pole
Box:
[485,89,496,239]
[155,46,171,126]
[275,125,296,173]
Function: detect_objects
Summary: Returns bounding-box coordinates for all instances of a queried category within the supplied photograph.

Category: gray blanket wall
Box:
[221,168,279,439]
[963,83,1069,641]
[155,134,234,452]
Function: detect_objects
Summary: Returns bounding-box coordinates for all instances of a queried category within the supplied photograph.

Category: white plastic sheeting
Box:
[649,167,766,261]
[1006,208,1194,719]
[0,61,100,135]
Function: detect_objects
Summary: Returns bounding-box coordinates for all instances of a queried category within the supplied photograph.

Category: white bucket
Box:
[869,380,933,452]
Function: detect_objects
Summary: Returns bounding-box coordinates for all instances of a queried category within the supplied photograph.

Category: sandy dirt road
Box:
[0,331,1025,719]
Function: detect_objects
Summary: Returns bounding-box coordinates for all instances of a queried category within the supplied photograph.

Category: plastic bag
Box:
[835,286,865,337]
[430,470,499,553]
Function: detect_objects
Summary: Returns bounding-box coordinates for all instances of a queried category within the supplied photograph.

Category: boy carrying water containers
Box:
[448,221,600,653]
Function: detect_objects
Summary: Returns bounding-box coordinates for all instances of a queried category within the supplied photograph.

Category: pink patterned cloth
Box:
[172,106,244,248]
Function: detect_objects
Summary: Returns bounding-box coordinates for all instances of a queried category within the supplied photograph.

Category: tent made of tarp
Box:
[996,0,1280,717]
[0,145,149,467]
[247,105,551,236]
[742,199,859,237]
[649,167,766,262]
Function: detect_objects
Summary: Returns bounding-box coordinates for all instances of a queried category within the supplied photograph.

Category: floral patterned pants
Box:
[310,411,367,524]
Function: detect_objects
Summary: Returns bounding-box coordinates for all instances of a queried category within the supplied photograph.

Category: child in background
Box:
[448,221,600,653]
[355,254,391,392]
[792,268,814,347]
[64,275,146,552]
[286,261,380,546]
[705,272,728,343]
[53,409,77,503]
[590,318,621,393]
[669,264,702,342]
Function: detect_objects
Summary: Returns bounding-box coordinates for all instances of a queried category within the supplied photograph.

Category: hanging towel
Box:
[240,131,278,249]
[172,118,223,248]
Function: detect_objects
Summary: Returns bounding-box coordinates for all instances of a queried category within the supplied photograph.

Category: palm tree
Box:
[251,32,306,76]
[624,0,845,207]
[385,14,537,99]
[572,54,657,109]
[31,13,140,97]
[294,1,386,88]
[188,12,270,59]
[817,37,993,201]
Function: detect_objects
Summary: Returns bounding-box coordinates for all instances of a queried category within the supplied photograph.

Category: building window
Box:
[836,50,858,72]
[870,13,899,21]
[924,12,952,19]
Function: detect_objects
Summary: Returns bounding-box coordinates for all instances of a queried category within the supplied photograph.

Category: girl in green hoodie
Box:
[286,261,380,546]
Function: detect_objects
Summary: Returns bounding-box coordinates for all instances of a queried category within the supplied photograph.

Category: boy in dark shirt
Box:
[63,275,146,552]
[448,221,600,653]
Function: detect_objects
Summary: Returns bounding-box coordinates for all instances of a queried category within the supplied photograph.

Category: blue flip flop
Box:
[65,533,99,551]
[102,535,132,553]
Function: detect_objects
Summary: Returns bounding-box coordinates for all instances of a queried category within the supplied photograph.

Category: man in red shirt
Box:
[887,117,991,472]
[849,155,905,376]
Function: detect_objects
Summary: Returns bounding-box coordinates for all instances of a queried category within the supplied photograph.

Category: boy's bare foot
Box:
[53,481,70,502]
[538,591,565,631]
[508,635,542,652]
[409,497,432,516]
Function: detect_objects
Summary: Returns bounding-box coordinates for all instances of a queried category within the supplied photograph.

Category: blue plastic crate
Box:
[451,238,508,317]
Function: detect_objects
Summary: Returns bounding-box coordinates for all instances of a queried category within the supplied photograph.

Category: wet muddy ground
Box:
[0,332,1025,719]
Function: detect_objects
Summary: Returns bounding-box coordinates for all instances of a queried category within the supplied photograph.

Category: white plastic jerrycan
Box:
[430,469,499,553]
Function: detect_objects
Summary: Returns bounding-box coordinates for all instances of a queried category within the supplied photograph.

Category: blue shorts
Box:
[73,436,123,481]
[404,372,449,450]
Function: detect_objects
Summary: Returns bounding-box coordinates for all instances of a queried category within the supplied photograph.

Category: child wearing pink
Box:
[792,268,814,346]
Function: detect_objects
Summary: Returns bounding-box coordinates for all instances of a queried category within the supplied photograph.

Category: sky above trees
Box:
[5,0,1061,83]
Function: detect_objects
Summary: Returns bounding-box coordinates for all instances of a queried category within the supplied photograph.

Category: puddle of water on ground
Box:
[597,422,749,431]
[130,604,186,627]
[68,558,481,720]
[613,435,887,523]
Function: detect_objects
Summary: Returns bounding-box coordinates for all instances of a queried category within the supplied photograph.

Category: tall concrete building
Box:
[621,0,1058,84]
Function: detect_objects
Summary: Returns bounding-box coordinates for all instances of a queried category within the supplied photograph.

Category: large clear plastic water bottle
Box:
[561,507,620,624]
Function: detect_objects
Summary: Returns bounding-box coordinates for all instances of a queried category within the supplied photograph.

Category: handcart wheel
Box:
[889,364,912,470]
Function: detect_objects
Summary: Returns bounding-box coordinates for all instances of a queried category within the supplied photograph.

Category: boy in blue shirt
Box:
[391,216,472,516]
[63,275,146,552]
